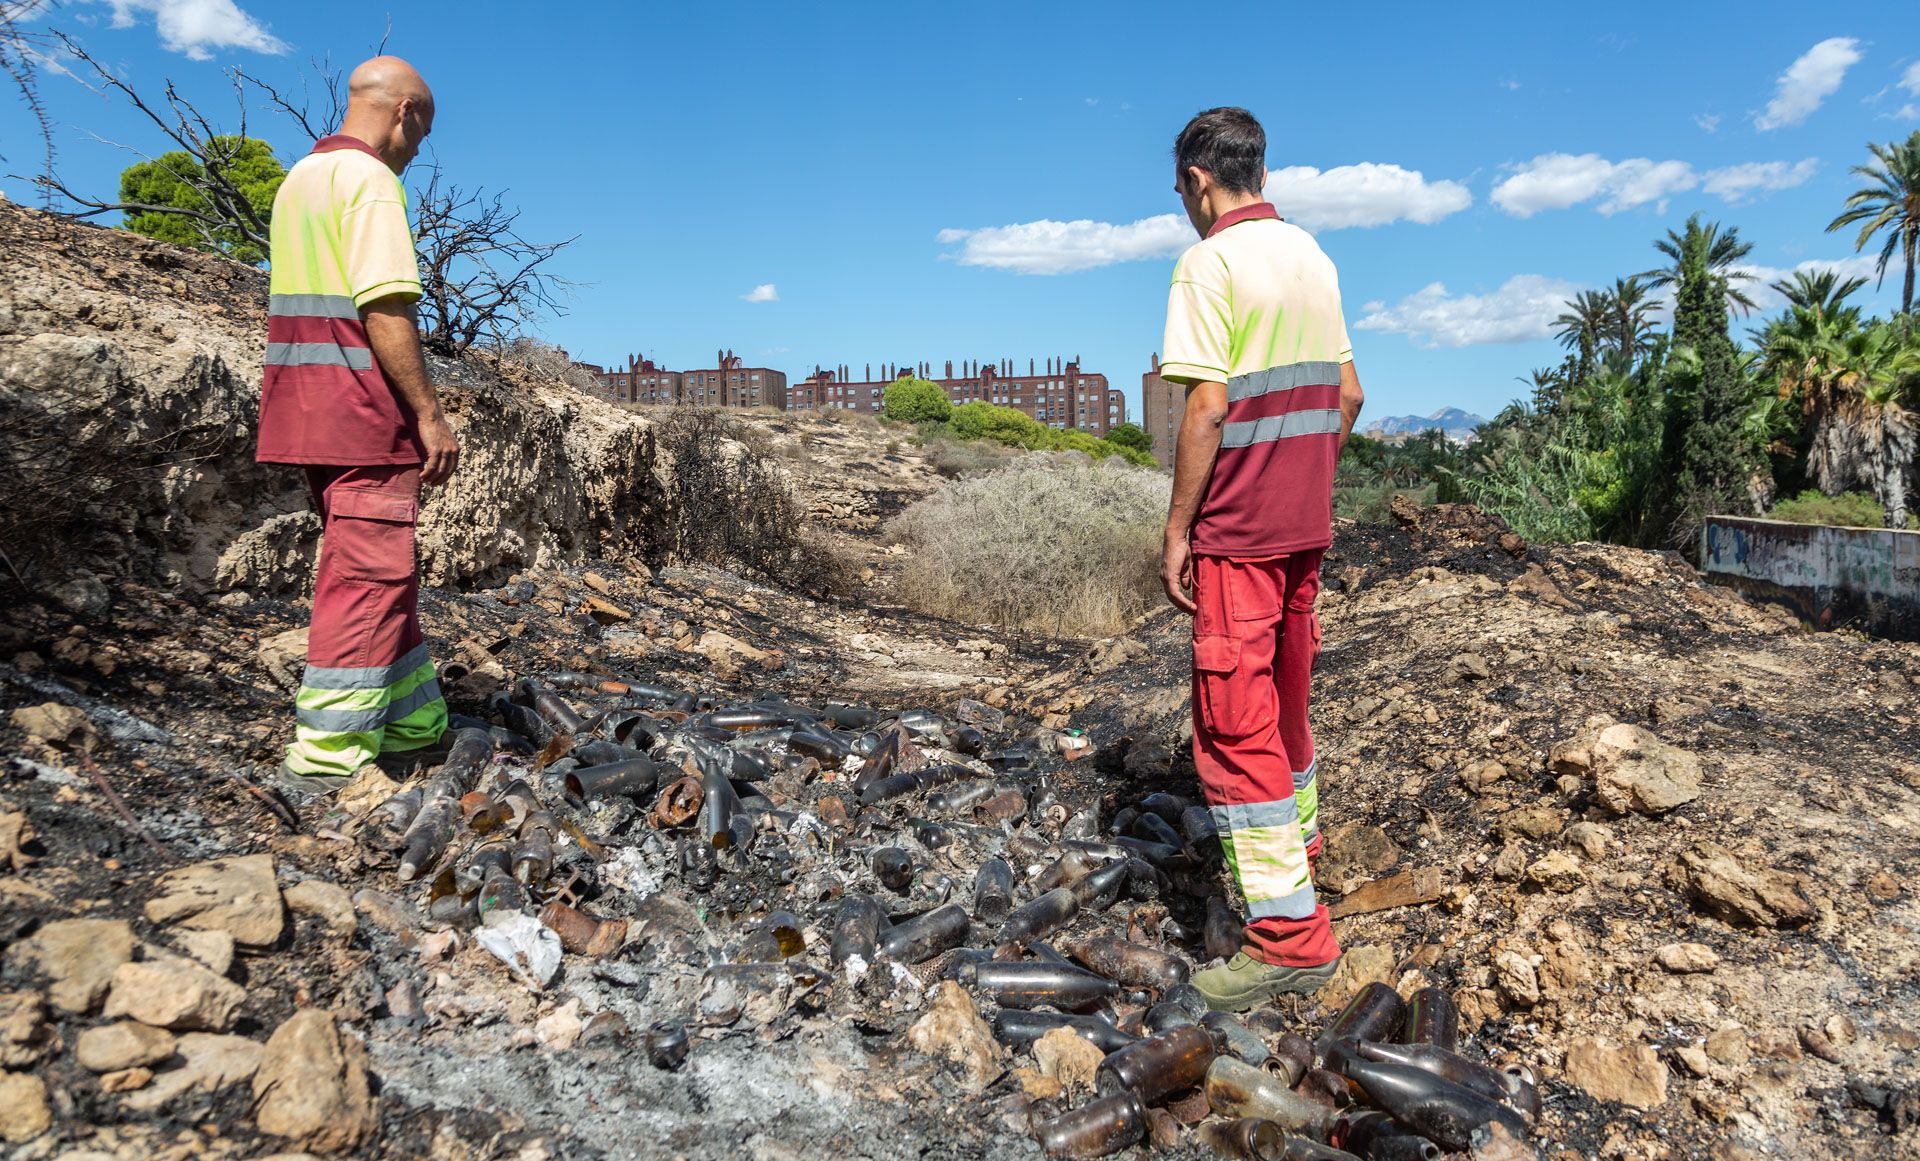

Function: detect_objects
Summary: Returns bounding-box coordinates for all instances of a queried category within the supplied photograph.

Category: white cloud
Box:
[1491,153,1696,216]
[1354,275,1581,348]
[1694,113,1722,133]
[739,283,778,303]
[1701,158,1819,202]
[937,214,1191,275]
[1895,60,1920,120]
[938,161,1469,275]
[1739,255,1890,310]
[100,0,286,58]
[1493,152,1822,216]
[1755,37,1861,130]
[1264,163,1471,231]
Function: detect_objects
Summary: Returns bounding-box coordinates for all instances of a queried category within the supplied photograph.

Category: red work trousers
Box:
[283,464,445,778]
[1190,550,1339,968]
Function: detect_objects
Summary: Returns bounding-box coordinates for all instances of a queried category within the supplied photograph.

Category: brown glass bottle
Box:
[969,961,1118,1012]
[1095,1023,1216,1104]
[1202,1010,1273,1067]
[1339,1056,1529,1153]
[1198,1117,1287,1160]
[1271,1032,1316,1087]
[1313,982,1405,1059]
[1401,987,1458,1053]
[1032,1090,1149,1159]
[877,902,970,963]
[1068,859,1132,912]
[1066,935,1189,991]
[1205,1056,1333,1136]
[999,887,1080,944]
[1351,1039,1541,1119]
[1205,895,1244,963]
[992,1010,1138,1053]
[973,857,1015,923]
[870,846,914,892]
[830,893,883,965]
[1331,1110,1440,1161]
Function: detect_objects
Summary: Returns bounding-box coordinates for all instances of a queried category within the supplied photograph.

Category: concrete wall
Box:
[1701,516,1920,640]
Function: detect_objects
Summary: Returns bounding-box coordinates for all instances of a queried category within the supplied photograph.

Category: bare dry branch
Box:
[410,167,577,356]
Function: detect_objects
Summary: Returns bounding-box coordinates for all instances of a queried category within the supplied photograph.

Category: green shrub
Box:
[890,458,1171,636]
[1767,490,1885,528]
[882,378,952,424]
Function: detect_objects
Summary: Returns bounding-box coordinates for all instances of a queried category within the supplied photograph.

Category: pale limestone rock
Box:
[143,853,285,947]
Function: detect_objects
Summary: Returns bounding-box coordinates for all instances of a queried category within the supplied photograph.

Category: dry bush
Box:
[890,457,1171,636]
[924,436,1020,480]
[497,338,603,396]
[653,407,853,597]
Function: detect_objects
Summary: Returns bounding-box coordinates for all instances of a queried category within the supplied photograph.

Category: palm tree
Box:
[1607,276,1659,363]
[1771,269,1868,319]
[1552,290,1610,379]
[1827,130,1920,317]
[1642,214,1759,316]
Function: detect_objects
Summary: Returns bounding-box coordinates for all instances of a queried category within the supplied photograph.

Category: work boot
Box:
[374,737,452,778]
[273,763,351,805]
[1192,952,1341,1012]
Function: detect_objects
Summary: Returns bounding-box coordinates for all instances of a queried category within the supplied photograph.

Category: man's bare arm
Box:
[1160,379,1228,614]
[1337,359,1365,454]
[363,296,460,485]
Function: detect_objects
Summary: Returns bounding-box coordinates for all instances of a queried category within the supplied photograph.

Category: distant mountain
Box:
[1361,407,1486,444]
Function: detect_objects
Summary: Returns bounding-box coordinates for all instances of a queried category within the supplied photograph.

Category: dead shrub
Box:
[923,436,1020,480]
[653,407,853,597]
[889,457,1170,636]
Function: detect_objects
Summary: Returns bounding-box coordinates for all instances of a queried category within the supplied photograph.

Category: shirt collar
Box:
[312,134,385,162]
[1206,201,1281,239]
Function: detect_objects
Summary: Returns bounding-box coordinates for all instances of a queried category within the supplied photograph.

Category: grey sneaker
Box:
[1192,952,1342,1011]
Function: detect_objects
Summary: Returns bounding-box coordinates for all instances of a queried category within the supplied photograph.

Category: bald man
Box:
[258,56,458,796]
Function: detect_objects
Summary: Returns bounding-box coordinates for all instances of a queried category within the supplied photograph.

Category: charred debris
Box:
[353,671,1551,1160]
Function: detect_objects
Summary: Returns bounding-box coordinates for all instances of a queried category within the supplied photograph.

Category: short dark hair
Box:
[1173,107,1266,195]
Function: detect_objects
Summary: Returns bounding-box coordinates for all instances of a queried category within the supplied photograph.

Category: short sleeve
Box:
[339,169,421,309]
[1159,248,1231,385]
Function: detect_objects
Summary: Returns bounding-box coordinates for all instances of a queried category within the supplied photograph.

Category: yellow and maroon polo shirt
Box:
[1160,202,1352,557]
[257,135,426,466]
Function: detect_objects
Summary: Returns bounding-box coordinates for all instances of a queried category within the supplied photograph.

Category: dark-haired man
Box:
[1156,107,1365,1010]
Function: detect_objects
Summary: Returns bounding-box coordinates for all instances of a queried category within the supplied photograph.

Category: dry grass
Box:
[889,457,1170,637]
[923,436,1021,479]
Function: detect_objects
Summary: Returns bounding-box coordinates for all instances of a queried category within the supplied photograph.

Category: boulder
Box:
[285,880,358,940]
[125,1033,263,1113]
[143,853,285,947]
[76,1021,178,1073]
[0,1071,51,1144]
[1671,843,1815,928]
[1653,942,1721,974]
[1551,718,1700,816]
[0,989,51,1068]
[103,958,246,1031]
[6,917,134,1013]
[253,1010,378,1153]
[1565,1038,1667,1108]
[905,981,1005,1095]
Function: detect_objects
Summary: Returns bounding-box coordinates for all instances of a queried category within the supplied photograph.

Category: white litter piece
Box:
[475,911,562,989]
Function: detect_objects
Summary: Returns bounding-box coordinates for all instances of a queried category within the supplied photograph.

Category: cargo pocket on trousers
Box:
[1193,634,1258,738]
[327,488,418,584]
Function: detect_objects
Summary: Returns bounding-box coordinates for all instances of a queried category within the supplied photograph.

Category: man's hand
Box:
[1161,530,1196,614]
[419,411,460,486]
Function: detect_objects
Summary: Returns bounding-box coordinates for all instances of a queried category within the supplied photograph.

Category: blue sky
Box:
[6,1,1919,423]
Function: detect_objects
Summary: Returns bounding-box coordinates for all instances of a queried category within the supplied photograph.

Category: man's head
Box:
[340,56,434,175]
[1173,107,1267,236]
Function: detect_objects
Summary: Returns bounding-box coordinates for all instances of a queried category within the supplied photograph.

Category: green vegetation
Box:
[1106,422,1152,455]
[911,399,1157,469]
[890,458,1169,636]
[119,136,283,264]
[881,377,952,424]
[1768,490,1886,529]
[1339,131,1920,543]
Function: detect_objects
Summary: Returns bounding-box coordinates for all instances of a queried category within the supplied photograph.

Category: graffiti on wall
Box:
[1702,516,1920,640]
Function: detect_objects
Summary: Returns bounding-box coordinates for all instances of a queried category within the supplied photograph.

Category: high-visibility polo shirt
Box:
[257,135,426,466]
[1160,202,1352,557]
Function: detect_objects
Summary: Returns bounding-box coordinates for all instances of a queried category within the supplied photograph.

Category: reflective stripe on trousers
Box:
[283,464,446,778]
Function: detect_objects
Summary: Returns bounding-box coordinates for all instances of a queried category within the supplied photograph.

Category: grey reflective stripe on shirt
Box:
[1210,799,1300,835]
[265,342,375,371]
[1226,360,1344,403]
[295,678,443,736]
[298,643,432,692]
[269,293,360,320]
[1219,408,1344,449]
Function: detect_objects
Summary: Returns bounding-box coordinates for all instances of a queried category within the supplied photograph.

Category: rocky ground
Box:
[3,206,1918,1160]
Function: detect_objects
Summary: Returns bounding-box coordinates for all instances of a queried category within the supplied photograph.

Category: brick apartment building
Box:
[577,349,786,409]
[1140,352,1186,468]
[791,356,1127,435]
